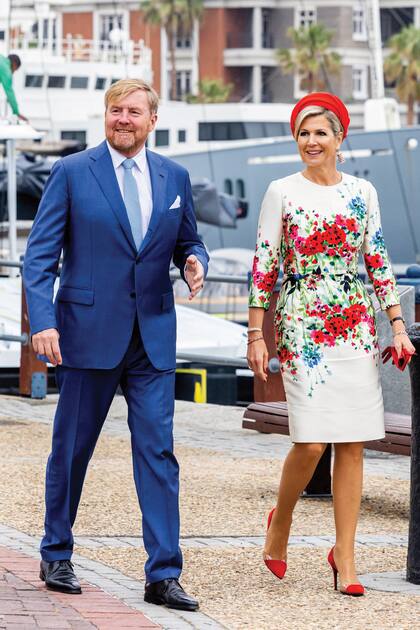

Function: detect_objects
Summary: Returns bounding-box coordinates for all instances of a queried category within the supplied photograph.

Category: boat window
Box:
[199,122,287,141]
[155,130,169,147]
[111,78,120,85]
[61,130,87,144]
[244,122,265,139]
[214,123,229,141]
[95,77,107,90]
[230,123,246,140]
[70,76,89,89]
[198,123,212,141]
[265,122,286,136]
[178,130,186,143]
[0,31,5,41]
[224,179,233,195]
[47,75,66,88]
[25,74,44,88]
[236,179,245,198]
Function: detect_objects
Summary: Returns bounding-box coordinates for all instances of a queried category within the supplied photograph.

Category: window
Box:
[25,74,44,88]
[176,26,191,49]
[47,75,66,88]
[224,179,233,195]
[61,130,87,144]
[296,8,316,28]
[178,129,186,143]
[155,129,169,147]
[175,71,192,99]
[353,8,367,41]
[0,30,5,41]
[198,122,287,141]
[100,14,124,41]
[352,66,368,100]
[111,78,120,85]
[70,76,89,89]
[95,77,107,90]
[236,179,245,199]
[380,8,414,44]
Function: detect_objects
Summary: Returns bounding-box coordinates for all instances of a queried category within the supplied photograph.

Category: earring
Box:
[337,151,345,164]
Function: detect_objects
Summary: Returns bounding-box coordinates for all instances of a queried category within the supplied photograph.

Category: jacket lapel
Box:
[88,141,137,253]
[138,149,168,257]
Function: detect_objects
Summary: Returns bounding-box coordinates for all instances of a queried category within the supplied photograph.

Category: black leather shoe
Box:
[144,578,199,611]
[39,559,82,594]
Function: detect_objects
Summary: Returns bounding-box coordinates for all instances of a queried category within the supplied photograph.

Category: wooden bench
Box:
[243,402,411,496]
[243,401,411,456]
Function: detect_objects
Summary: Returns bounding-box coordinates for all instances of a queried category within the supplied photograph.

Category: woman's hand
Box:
[394,332,416,360]
[247,337,269,382]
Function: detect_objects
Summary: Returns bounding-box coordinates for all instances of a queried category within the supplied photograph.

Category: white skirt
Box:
[283,350,385,443]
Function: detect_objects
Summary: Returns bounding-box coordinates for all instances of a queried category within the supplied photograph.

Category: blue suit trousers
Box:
[40,319,182,583]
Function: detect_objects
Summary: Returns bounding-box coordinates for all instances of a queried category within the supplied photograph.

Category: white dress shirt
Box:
[106,141,153,238]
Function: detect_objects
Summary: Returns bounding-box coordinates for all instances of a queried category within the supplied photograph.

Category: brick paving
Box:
[0,546,157,629]
[0,525,225,630]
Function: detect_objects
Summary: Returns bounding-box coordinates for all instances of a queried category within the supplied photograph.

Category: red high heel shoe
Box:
[327,547,365,596]
[263,508,287,580]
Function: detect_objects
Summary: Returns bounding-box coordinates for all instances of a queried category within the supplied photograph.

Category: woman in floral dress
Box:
[247,93,415,595]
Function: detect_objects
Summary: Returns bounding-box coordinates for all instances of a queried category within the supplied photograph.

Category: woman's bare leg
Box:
[265,442,327,560]
[332,442,364,587]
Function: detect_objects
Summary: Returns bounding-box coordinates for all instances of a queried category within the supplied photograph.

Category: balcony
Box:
[9,35,152,67]
[226,32,253,49]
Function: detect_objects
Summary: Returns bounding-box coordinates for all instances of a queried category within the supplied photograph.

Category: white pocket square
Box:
[169,195,181,210]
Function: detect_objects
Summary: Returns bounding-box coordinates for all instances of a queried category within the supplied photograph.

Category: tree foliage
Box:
[384,25,420,125]
[277,24,341,93]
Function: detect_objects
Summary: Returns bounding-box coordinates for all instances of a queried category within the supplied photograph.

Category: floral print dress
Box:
[249,172,400,442]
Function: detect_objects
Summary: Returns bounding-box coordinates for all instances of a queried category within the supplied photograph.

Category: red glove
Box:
[381,346,415,371]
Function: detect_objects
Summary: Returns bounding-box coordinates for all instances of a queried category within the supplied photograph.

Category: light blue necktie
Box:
[122,158,143,250]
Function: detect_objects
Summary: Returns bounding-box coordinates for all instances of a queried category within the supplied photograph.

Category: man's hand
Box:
[184,255,204,300]
[31,328,62,366]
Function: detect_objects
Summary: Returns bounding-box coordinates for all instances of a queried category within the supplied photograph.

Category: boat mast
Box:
[366,0,385,99]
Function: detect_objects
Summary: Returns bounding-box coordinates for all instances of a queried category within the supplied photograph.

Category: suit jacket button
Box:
[130,291,136,298]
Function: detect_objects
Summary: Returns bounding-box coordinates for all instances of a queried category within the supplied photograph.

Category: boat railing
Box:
[0,259,249,398]
[9,35,152,66]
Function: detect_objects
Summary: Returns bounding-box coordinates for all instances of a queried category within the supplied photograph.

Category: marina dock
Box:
[0,395,418,629]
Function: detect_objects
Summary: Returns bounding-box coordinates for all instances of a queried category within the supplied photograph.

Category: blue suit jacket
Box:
[23,141,209,370]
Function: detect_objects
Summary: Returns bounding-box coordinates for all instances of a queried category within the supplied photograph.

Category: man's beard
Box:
[108,129,141,153]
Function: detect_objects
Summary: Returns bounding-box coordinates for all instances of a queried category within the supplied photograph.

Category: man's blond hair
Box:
[105,79,159,114]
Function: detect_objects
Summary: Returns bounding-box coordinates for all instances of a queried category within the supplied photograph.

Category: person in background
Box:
[247,92,415,596]
[0,53,28,121]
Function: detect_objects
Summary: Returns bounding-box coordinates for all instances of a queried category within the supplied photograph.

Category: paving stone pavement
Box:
[0,524,225,630]
[0,396,411,480]
[72,534,409,551]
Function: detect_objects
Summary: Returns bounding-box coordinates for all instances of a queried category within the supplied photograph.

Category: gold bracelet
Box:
[247,336,264,345]
[248,327,262,334]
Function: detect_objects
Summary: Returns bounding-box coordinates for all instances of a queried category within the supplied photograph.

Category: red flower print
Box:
[324,224,346,246]
[365,254,384,269]
[311,330,325,344]
[346,218,358,232]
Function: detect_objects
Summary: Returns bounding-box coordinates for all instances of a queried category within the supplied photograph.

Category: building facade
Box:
[4,0,420,110]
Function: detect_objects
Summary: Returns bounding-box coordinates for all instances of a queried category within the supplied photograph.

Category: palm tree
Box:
[140,0,203,100]
[384,25,420,126]
[186,78,233,103]
[277,24,341,93]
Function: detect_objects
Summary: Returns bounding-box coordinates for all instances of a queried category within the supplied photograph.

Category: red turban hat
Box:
[290,92,350,138]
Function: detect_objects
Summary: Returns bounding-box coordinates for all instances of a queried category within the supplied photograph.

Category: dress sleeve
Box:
[362,182,400,310]
[249,181,283,310]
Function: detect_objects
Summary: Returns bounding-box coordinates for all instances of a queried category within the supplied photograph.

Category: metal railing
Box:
[0,258,250,399]
[1,260,250,285]
[9,36,152,66]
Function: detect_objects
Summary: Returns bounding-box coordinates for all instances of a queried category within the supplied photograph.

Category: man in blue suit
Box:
[23,79,208,611]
